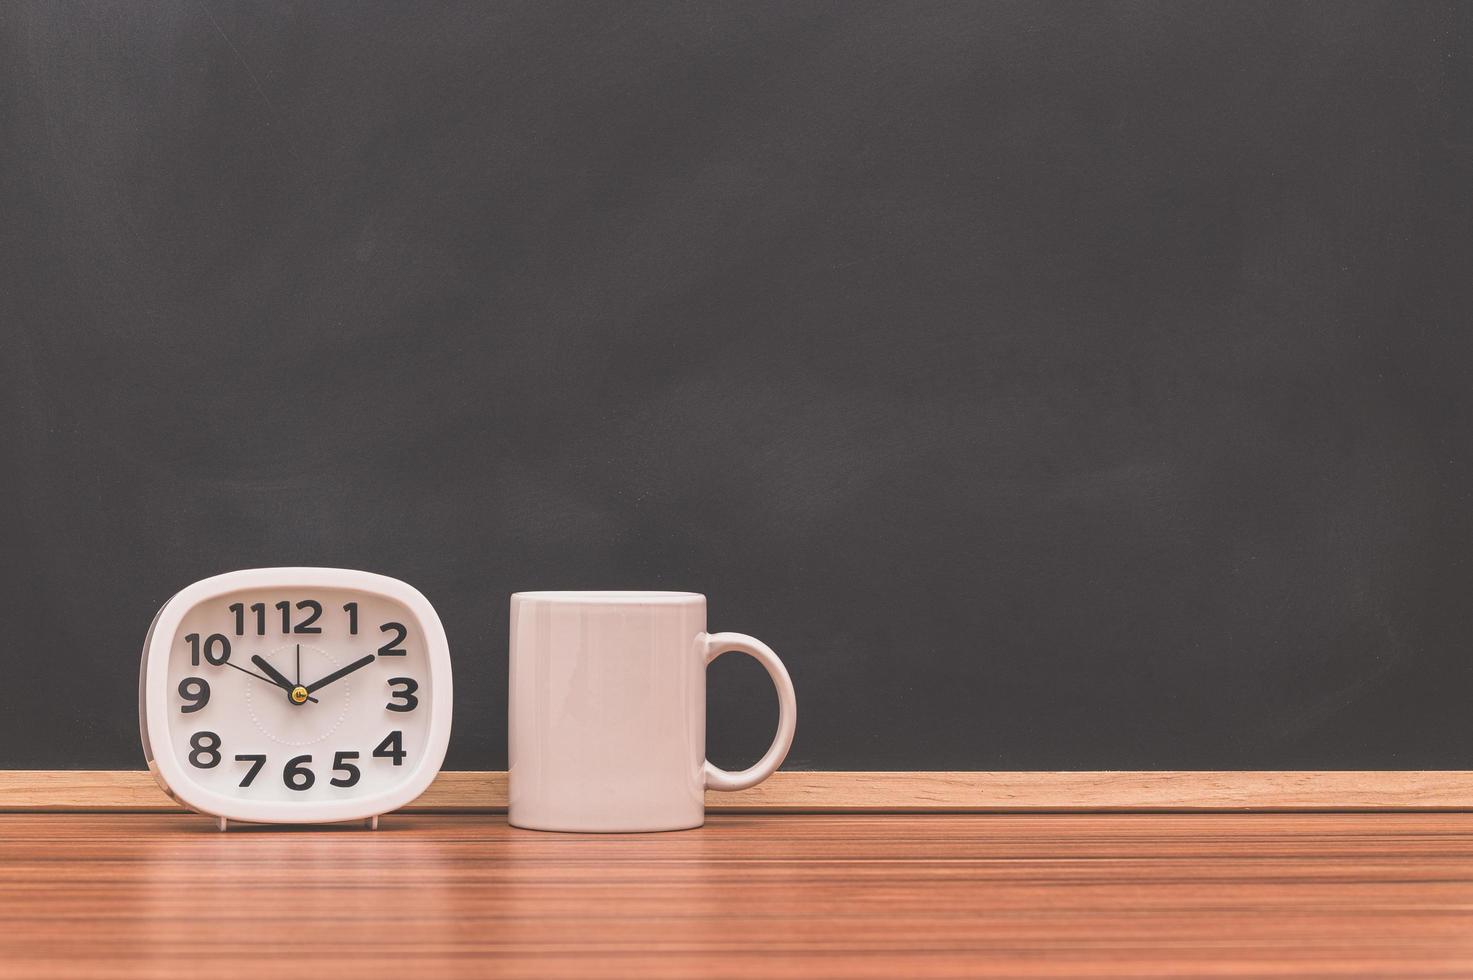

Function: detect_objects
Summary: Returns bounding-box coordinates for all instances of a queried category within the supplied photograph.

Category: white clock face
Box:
[160,585,433,805]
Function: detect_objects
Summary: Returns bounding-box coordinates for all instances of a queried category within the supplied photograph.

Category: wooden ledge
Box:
[4,770,1473,812]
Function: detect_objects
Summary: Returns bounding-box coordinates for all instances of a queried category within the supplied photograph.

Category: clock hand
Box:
[223,659,319,703]
[295,643,300,687]
[305,654,377,694]
[250,654,320,706]
[251,654,296,690]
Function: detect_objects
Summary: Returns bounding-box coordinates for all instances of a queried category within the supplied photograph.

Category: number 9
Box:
[178,677,210,714]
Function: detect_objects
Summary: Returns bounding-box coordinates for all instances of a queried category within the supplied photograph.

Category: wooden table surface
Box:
[3,813,1472,978]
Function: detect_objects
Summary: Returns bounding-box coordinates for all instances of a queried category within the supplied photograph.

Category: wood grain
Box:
[6,770,1473,812]
[1,812,1471,978]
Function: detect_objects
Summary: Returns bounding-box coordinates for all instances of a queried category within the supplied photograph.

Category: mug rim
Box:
[512,590,704,604]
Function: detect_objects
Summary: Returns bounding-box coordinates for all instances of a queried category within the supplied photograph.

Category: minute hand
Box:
[304,654,377,694]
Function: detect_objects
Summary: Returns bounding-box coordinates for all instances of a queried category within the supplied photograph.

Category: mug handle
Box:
[703,632,797,792]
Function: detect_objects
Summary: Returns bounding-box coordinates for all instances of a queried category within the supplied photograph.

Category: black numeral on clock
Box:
[295,600,322,633]
[235,754,266,787]
[386,677,418,712]
[189,731,222,769]
[377,622,407,656]
[228,602,267,635]
[330,751,361,787]
[284,755,315,791]
[373,730,406,765]
[344,602,359,635]
[186,633,231,667]
[178,677,210,713]
[276,600,323,634]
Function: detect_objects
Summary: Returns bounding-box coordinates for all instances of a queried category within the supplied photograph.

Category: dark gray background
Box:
[3,2,1470,771]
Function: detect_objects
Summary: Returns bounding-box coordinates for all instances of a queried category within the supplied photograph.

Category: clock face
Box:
[141,569,451,823]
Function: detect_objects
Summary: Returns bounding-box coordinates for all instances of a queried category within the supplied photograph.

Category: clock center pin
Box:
[290,685,309,705]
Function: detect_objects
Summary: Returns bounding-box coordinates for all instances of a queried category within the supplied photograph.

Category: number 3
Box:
[386,677,418,712]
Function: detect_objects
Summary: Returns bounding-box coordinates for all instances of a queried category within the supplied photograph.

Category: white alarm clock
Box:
[139,568,453,830]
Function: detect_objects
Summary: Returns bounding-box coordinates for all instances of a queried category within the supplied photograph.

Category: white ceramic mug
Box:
[508,591,797,832]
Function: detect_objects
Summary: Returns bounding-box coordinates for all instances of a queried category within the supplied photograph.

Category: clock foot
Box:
[216,817,228,833]
[364,815,379,831]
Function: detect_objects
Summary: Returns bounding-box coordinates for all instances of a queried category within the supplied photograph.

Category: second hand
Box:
[221,660,320,703]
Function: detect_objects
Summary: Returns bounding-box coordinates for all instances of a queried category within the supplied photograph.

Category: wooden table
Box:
[2,813,1472,977]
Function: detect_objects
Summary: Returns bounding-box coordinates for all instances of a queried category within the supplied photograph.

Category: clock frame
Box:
[139,567,453,830]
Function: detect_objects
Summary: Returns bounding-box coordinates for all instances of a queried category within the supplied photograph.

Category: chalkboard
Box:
[3,1,1471,772]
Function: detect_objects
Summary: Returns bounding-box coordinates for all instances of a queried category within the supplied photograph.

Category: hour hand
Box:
[225,658,319,703]
[251,655,296,691]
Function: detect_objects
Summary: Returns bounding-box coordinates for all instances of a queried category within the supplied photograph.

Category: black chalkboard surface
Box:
[3,2,1471,772]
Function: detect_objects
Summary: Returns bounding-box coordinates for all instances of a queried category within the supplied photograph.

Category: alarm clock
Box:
[139,568,453,830]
